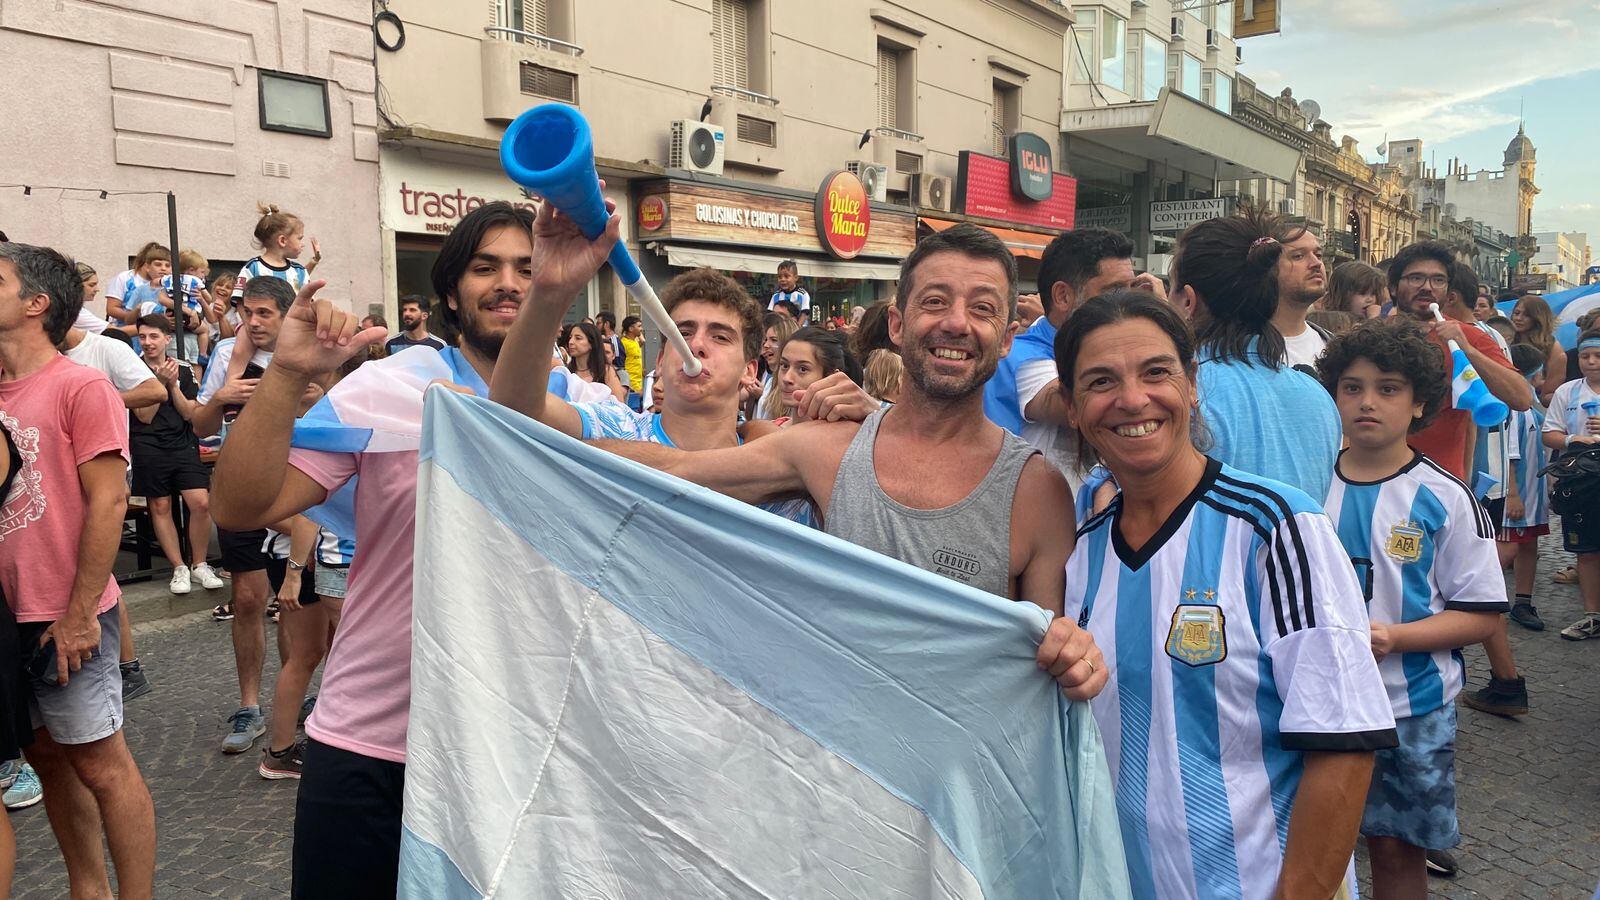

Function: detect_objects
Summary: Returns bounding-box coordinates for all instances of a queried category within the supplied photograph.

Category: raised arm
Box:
[591,426,812,506]
[211,279,384,531]
[489,197,621,436]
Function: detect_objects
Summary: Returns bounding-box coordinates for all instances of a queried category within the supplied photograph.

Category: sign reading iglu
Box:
[1007,133,1054,202]
[816,170,871,259]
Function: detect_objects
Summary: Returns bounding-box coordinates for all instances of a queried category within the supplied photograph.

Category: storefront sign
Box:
[1149,198,1233,233]
[1007,133,1054,202]
[631,179,913,260]
[382,148,537,235]
[955,151,1076,230]
[1075,205,1132,232]
[816,170,871,259]
[638,195,666,232]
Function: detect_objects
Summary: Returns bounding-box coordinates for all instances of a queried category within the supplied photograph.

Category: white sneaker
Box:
[169,565,192,595]
[192,563,225,590]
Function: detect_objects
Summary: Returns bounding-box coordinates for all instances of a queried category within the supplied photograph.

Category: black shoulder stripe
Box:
[1414,456,1494,539]
[1215,474,1319,629]
[1199,496,1289,637]
[1212,476,1317,632]
[1075,497,1120,540]
[1209,485,1302,632]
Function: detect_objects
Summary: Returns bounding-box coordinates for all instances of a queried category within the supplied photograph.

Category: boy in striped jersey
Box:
[1319,320,1506,898]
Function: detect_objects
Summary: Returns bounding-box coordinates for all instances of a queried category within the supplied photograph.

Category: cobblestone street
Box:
[7,537,1600,897]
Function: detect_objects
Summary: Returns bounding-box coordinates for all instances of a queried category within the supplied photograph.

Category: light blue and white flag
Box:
[398,389,1131,900]
[1448,339,1509,427]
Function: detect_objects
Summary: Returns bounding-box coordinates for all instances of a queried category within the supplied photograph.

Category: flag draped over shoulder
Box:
[399,389,1131,900]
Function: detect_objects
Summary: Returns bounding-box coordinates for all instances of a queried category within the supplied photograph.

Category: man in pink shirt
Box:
[211,202,562,898]
[0,242,155,899]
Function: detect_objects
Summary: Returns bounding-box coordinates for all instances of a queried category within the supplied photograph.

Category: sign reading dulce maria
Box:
[815,170,871,259]
[637,195,667,232]
[1006,133,1054,202]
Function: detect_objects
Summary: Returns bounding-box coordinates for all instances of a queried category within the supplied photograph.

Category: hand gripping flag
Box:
[399,389,1132,900]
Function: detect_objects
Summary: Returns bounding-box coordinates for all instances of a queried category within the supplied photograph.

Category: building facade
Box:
[372,0,1076,329]
[1061,1,1300,269]
[0,0,383,316]
[1442,128,1539,242]
[1531,231,1591,292]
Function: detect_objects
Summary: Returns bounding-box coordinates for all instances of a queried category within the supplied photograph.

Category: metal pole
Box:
[166,191,190,565]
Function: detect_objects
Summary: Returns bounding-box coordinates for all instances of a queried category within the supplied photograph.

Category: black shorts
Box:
[130,446,209,498]
[216,528,269,573]
[1481,496,1505,531]
[0,596,33,760]
[1563,510,1600,555]
[266,557,320,606]
[292,739,405,899]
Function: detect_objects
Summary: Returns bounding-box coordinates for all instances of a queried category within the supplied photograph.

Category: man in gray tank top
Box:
[584,224,1107,702]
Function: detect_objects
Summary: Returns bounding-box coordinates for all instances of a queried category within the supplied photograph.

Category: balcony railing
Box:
[483,27,583,56]
[874,125,924,143]
[711,84,779,107]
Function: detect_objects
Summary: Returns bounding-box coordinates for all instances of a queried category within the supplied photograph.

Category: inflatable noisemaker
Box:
[1428,303,1508,427]
[500,103,701,376]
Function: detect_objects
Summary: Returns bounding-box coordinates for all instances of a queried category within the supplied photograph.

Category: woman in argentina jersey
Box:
[1045,290,1397,900]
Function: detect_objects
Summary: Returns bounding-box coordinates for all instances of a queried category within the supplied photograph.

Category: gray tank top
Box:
[826,407,1037,598]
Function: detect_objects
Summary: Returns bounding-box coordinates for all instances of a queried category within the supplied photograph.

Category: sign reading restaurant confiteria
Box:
[1149,198,1234,233]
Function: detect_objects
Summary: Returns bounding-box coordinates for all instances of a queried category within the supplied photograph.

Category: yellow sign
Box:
[1386,521,1424,564]
[1234,0,1281,39]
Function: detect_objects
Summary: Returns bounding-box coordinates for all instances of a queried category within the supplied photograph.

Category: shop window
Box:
[877,42,915,133]
[521,63,577,103]
[258,70,330,138]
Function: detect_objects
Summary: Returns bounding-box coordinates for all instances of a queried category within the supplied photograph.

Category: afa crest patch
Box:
[1166,601,1226,667]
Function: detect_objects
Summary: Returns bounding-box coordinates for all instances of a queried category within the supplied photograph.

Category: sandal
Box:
[211,603,234,622]
[265,598,280,623]
[1553,565,1578,585]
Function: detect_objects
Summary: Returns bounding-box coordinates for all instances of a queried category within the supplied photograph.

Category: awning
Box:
[1062,87,1302,183]
[659,244,903,281]
[919,217,1053,259]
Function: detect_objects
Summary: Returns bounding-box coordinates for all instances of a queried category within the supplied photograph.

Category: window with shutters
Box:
[991,81,1018,156]
[712,0,750,90]
[490,0,575,48]
[877,44,904,130]
[520,62,577,103]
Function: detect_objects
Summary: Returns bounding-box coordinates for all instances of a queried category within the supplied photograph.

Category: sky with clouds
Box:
[1236,0,1600,241]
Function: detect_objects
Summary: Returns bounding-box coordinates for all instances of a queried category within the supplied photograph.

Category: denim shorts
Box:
[313,565,349,600]
[18,605,123,745]
[1361,703,1459,849]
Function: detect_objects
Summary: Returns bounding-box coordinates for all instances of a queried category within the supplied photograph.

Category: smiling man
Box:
[209,202,536,898]
[1272,227,1330,371]
[494,219,1107,700]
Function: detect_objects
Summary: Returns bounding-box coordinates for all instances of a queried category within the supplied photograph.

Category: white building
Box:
[1441,127,1538,242]
[1531,231,1590,292]
[1061,0,1300,267]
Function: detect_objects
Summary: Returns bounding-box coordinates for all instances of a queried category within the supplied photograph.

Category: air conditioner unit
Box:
[1206,28,1219,48]
[670,120,725,175]
[1171,17,1185,38]
[1279,198,1298,216]
[910,174,952,211]
[847,160,889,202]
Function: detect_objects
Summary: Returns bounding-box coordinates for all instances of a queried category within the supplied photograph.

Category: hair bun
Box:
[255,202,279,216]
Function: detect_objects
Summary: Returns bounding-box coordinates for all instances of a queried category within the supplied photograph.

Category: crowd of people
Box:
[0,188,1592,900]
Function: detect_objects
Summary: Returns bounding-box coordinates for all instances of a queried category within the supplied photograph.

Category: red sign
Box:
[955,151,1077,230]
[638,195,666,232]
[815,171,871,259]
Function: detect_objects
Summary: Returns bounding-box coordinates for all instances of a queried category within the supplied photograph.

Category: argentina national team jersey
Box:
[1505,405,1549,528]
[231,256,308,299]
[1064,458,1396,900]
[1324,450,1509,719]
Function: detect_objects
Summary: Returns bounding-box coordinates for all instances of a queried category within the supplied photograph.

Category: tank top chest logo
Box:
[931,546,981,582]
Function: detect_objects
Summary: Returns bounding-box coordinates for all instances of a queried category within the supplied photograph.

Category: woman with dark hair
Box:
[1169,210,1343,498]
[847,300,895,360]
[1050,288,1395,900]
[1510,294,1566,404]
[769,327,863,425]
[1325,260,1387,320]
[562,320,627,401]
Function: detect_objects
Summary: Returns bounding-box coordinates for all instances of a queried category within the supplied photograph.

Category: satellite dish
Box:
[1298,99,1321,124]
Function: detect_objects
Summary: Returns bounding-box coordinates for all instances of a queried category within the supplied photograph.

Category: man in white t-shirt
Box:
[60,328,165,409]
[1272,228,1329,371]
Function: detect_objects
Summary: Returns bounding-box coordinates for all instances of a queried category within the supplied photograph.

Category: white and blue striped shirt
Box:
[231,256,308,299]
[767,288,810,313]
[1505,404,1549,529]
[1325,450,1508,719]
[1066,459,1395,900]
[316,527,356,567]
